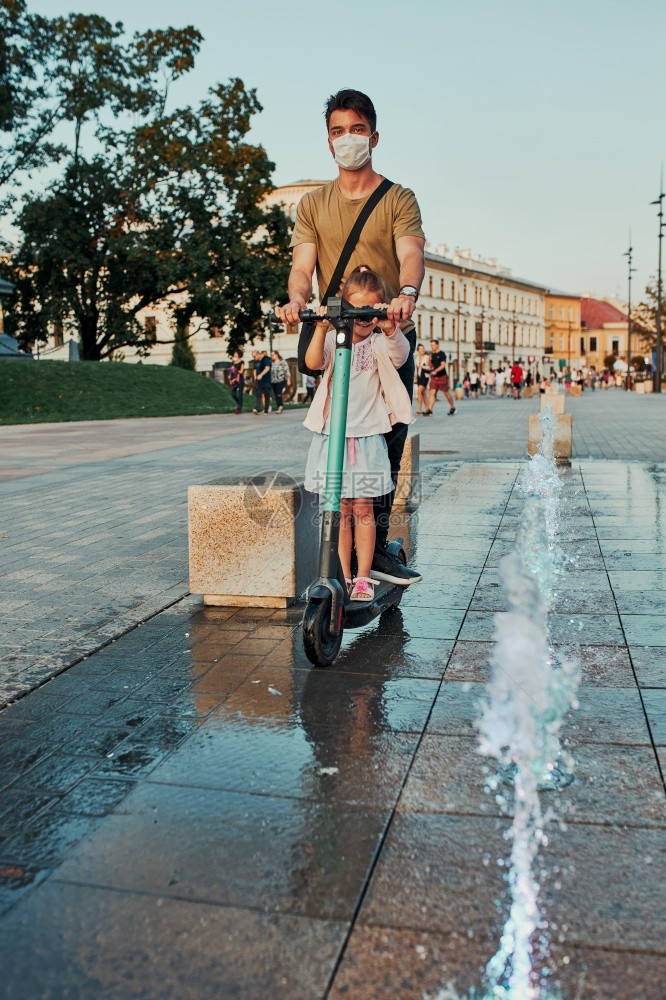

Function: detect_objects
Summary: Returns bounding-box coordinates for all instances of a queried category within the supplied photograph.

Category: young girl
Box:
[303,266,412,602]
[414,343,431,415]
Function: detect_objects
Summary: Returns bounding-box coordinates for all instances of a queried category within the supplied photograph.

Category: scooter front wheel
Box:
[302,595,343,667]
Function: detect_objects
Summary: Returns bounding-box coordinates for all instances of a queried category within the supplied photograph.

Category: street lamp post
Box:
[650,173,664,393]
[623,236,636,391]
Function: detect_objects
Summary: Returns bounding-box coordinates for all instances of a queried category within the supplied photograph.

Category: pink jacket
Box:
[303,328,413,434]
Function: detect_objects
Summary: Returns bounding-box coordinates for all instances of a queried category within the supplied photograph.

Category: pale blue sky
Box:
[27,0,666,301]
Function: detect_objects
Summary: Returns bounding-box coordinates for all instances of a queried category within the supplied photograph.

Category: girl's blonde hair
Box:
[342,264,387,302]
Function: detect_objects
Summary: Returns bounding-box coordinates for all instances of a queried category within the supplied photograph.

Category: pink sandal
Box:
[349,577,375,602]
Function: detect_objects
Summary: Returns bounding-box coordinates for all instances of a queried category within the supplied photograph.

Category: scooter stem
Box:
[319,303,352,582]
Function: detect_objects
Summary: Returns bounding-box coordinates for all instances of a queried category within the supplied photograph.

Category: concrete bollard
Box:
[188,476,319,607]
[393,433,420,509]
[528,413,572,462]
[540,393,565,414]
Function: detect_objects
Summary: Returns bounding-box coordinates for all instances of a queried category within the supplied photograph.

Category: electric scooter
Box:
[292,297,408,667]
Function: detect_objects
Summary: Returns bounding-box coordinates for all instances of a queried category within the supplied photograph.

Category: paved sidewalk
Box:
[2,392,665,707]
[0,457,663,998]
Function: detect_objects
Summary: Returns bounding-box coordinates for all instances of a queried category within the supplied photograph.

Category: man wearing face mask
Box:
[276,88,425,586]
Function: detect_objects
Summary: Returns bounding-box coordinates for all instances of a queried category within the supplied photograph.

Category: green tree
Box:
[6,13,290,359]
[171,319,196,370]
[632,278,664,353]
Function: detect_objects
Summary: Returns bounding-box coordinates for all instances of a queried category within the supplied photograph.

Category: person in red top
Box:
[510,362,524,399]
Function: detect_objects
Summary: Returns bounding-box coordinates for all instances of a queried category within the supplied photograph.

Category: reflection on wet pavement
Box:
[0,461,663,998]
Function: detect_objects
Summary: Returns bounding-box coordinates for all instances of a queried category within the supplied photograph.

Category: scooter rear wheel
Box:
[302,596,343,667]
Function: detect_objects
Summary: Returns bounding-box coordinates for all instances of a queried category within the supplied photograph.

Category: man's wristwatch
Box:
[399,285,419,300]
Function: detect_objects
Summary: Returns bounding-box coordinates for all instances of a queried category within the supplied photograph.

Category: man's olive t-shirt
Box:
[290,178,424,333]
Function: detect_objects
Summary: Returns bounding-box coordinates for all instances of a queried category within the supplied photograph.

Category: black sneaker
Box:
[370,547,422,586]
[448,407,456,415]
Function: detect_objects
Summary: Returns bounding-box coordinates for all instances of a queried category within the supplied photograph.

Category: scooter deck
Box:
[344,578,403,629]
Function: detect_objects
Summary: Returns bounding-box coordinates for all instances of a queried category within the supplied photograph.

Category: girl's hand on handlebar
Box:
[313,304,330,331]
[375,305,400,337]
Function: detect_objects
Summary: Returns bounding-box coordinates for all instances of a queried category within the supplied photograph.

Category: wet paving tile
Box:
[554,644,636,688]
[373,608,465,641]
[9,753,97,795]
[548,612,625,646]
[613,590,666,615]
[92,715,197,779]
[398,734,498,817]
[329,925,666,1000]
[564,742,666,827]
[442,640,492,684]
[0,881,346,999]
[631,645,666,687]
[642,689,666,744]
[54,783,389,921]
[359,812,666,951]
[0,807,100,868]
[620,614,666,647]
[188,655,266,698]
[0,790,57,841]
[563,688,651,745]
[57,777,136,817]
[149,717,419,810]
[218,665,440,735]
[401,583,475,611]
[426,682,482,739]
[457,611,496,643]
[0,866,50,919]
[608,570,666,592]
[469,582,508,613]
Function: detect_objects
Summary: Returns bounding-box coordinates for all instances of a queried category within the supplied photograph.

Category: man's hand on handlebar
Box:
[387,293,417,324]
[275,298,306,325]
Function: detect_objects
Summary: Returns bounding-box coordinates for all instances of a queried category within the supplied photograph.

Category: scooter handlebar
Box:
[297,306,388,323]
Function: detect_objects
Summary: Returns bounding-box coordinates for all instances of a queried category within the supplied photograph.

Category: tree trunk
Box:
[79,311,101,360]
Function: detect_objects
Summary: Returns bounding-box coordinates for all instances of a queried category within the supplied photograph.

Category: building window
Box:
[440,278,445,297]
[441,316,445,337]
[428,275,433,296]
[559,307,564,320]
[580,337,585,354]
[429,315,434,336]
[590,336,597,351]
[53,320,64,348]
[451,281,456,299]
[549,306,554,320]
[612,339,619,356]
[417,314,422,334]
[144,316,157,344]
[568,308,572,322]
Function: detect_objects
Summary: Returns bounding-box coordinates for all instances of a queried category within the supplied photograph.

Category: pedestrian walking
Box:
[252,349,272,414]
[428,339,456,415]
[305,374,316,404]
[414,343,431,415]
[270,350,291,413]
[510,361,524,399]
[228,350,245,414]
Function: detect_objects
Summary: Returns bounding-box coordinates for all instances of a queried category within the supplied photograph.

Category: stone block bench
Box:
[393,432,420,508]
[188,436,421,609]
[188,475,319,608]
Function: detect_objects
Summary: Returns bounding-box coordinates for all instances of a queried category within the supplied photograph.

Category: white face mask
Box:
[331,133,372,171]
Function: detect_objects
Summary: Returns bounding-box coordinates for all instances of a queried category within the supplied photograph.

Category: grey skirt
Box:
[304,432,392,498]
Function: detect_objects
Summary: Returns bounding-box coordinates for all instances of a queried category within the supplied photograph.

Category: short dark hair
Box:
[324,89,377,133]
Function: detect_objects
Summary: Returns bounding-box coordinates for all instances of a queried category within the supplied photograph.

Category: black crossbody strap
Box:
[322,177,394,302]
